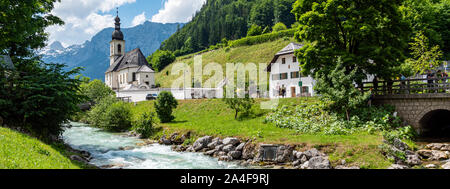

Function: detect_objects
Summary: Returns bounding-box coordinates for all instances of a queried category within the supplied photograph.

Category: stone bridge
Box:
[373,93,450,136]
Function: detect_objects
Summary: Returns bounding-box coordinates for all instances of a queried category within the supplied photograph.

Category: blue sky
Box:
[47,0,206,47]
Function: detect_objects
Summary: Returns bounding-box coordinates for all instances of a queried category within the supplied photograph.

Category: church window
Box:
[132,72,136,81]
[118,44,122,53]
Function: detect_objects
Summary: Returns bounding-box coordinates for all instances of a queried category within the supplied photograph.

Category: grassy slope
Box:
[132,98,391,169]
[156,38,294,88]
[0,127,81,169]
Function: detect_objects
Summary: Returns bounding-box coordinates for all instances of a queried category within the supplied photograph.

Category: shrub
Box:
[154,91,178,123]
[79,79,115,104]
[88,96,132,131]
[132,112,156,138]
[265,101,406,136]
[247,24,263,37]
[104,102,132,131]
[272,22,287,32]
[147,50,176,72]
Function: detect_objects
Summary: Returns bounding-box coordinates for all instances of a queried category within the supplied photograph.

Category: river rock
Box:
[303,148,324,159]
[193,136,213,151]
[222,137,240,146]
[215,144,225,151]
[180,132,191,143]
[159,135,172,145]
[430,150,448,160]
[441,144,450,151]
[70,155,88,163]
[219,156,233,162]
[292,160,302,167]
[406,154,422,166]
[223,144,236,153]
[186,146,195,152]
[442,162,450,169]
[275,145,294,163]
[207,138,222,149]
[388,164,409,169]
[236,142,246,151]
[295,152,304,160]
[81,151,91,158]
[204,149,217,156]
[229,151,242,159]
[217,151,227,157]
[300,154,308,164]
[300,161,309,169]
[119,146,135,151]
[169,133,179,142]
[172,145,186,152]
[425,164,437,169]
[307,156,331,169]
[392,138,409,151]
[417,150,433,159]
[242,142,256,160]
[425,143,445,150]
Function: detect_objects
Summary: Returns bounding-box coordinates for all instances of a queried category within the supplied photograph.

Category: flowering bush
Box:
[265,101,406,136]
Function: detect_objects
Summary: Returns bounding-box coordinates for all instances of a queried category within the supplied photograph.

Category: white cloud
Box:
[131,12,147,27]
[151,0,206,24]
[46,0,136,46]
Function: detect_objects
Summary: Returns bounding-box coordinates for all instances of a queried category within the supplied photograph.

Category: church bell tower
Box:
[110,8,125,66]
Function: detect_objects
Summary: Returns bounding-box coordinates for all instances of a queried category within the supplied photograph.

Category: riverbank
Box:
[0,126,95,169]
[131,98,392,169]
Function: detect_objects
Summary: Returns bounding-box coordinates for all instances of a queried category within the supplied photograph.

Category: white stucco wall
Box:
[116,88,224,102]
[269,53,316,98]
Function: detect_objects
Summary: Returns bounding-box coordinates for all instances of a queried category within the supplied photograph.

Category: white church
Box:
[105,13,155,91]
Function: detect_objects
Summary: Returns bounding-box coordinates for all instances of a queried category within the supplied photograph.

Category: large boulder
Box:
[159,135,172,145]
[419,150,449,161]
[193,136,213,151]
[303,148,324,159]
[215,144,225,151]
[275,145,294,163]
[405,154,422,166]
[425,143,445,150]
[441,144,450,151]
[223,144,236,153]
[307,156,331,169]
[392,138,410,151]
[236,142,246,151]
[229,151,242,159]
[207,138,222,149]
[222,138,240,146]
[242,142,257,160]
[204,149,217,156]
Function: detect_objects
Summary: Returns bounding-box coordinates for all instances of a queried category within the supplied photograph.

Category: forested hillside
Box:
[159,0,296,56]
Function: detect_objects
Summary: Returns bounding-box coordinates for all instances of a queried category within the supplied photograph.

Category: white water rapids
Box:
[62,122,245,169]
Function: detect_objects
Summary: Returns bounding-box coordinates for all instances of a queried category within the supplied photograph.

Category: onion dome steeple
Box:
[112,8,124,40]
